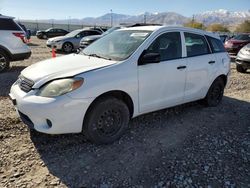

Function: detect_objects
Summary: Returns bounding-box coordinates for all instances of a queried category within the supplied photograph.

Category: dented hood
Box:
[21,54,117,88]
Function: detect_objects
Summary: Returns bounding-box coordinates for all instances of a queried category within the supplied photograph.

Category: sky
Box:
[0,0,250,20]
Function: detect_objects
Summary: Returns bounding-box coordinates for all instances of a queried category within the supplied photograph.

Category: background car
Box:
[235,43,250,73]
[0,14,31,73]
[79,26,121,49]
[224,33,250,54]
[36,28,69,39]
[46,28,102,53]
[18,22,31,41]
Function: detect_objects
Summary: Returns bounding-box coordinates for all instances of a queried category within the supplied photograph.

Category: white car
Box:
[0,14,31,72]
[9,26,230,144]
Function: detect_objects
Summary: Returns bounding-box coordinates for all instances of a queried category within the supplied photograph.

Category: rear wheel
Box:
[236,64,247,73]
[204,78,225,107]
[84,97,130,144]
[42,34,47,39]
[0,49,10,73]
[62,42,73,53]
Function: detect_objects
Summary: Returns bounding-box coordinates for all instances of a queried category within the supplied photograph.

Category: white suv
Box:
[9,26,230,144]
[0,15,31,73]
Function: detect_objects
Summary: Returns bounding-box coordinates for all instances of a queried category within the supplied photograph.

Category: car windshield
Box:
[233,34,250,40]
[82,30,152,61]
[65,30,81,37]
[102,27,121,36]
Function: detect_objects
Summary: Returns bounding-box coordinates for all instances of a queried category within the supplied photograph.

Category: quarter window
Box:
[147,32,182,61]
[206,36,226,53]
[184,32,210,57]
[0,19,21,30]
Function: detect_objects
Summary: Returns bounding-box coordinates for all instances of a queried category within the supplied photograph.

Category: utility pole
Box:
[68,16,71,31]
[192,15,195,27]
[144,14,146,24]
[110,9,113,27]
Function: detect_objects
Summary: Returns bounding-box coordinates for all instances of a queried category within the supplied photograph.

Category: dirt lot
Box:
[0,37,249,187]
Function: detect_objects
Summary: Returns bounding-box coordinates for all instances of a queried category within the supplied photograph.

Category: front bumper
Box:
[9,84,94,134]
[46,41,63,50]
[235,57,250,69]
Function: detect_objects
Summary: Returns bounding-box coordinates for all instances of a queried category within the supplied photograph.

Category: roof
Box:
[0,14,15,19]
[120,25,220,39]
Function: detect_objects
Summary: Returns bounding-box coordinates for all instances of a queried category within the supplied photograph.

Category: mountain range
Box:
[25,9,250,26]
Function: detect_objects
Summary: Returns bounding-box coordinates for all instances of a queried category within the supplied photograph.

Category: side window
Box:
[184,32,210,57]
[0,19,21,30]
[147,32,182,61]
[90,31,101,35]
[206,36,226,53]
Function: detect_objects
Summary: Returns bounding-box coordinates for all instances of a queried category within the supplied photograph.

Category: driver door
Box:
[138,32,187,113]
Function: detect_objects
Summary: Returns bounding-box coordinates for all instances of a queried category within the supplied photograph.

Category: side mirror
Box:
[138,51,161,65]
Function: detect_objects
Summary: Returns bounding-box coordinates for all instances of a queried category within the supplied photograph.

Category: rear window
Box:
[0,19,22,30]
[206,36,226,53]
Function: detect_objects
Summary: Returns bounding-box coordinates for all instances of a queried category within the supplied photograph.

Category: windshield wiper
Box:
[88,53,112,60]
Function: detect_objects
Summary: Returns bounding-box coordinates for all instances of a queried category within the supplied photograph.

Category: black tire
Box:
[0,49,10,73]
[236,64,247,73]
[42,34,47,39]
[62,42,73,53]
[84,97,130,144]
[204,78,225,107]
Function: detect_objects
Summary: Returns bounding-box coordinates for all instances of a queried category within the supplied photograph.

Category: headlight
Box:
[37,78,84,97]
[55,40,62,43]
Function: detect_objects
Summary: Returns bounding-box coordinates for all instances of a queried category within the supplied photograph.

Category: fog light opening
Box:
[46,119,52,128]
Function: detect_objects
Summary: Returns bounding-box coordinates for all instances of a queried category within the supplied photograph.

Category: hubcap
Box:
[95,109,122,137]
[64,44,72,52]
[0,55,7,71]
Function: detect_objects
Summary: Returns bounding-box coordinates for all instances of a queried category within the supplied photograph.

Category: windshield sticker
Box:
[130,33,148,37]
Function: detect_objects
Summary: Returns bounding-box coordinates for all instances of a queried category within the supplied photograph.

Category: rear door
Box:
[183,32,216,102]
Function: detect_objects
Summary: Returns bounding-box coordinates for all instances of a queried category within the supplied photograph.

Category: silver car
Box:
[236,43,250,73]
[46,29,101,53]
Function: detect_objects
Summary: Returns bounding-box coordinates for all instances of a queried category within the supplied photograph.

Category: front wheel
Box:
[0,50,10,73]
[236,64,247,73]
[42,34,47,39]
[84,97,130,144]
[62,42,73,53]
[203,78,225,107]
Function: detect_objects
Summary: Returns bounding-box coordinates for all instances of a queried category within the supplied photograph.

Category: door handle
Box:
[208,61,215,64]
[177,66,186,70]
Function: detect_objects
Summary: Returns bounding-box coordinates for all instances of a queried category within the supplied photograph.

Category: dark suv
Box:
[36,28,69,39]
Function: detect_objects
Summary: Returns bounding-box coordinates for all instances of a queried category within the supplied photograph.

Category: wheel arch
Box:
[83,90,134,128]
[0,45,12,60]
[215,74,227,86]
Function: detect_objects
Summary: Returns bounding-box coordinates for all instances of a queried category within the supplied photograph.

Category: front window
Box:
[233,34,250,41]
[82,30,152,61]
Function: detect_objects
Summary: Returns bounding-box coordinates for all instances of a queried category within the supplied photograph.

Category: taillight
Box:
[13,32,26,43]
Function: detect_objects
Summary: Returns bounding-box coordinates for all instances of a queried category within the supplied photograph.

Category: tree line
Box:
[183,20,250,33]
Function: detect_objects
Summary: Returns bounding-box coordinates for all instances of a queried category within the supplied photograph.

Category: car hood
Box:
[21,54,118,88]
[81,35,102,42]
[228,39,249,44]
[48,36,70,42]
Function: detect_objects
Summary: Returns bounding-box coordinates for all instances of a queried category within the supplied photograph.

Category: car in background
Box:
[79,26,121,49]
[79,24,161,49]
[10,26,230,144]
[235,43,250,73]
[18,23,31,41]
[36,28,69,39]
[0,14,31,73]
[224,33,250,54]
[46,28,102,53]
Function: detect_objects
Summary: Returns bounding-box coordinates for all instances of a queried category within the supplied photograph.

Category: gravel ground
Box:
[0,37,249,187]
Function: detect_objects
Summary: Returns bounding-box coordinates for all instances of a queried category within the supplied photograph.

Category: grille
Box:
[18,76,34,92]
